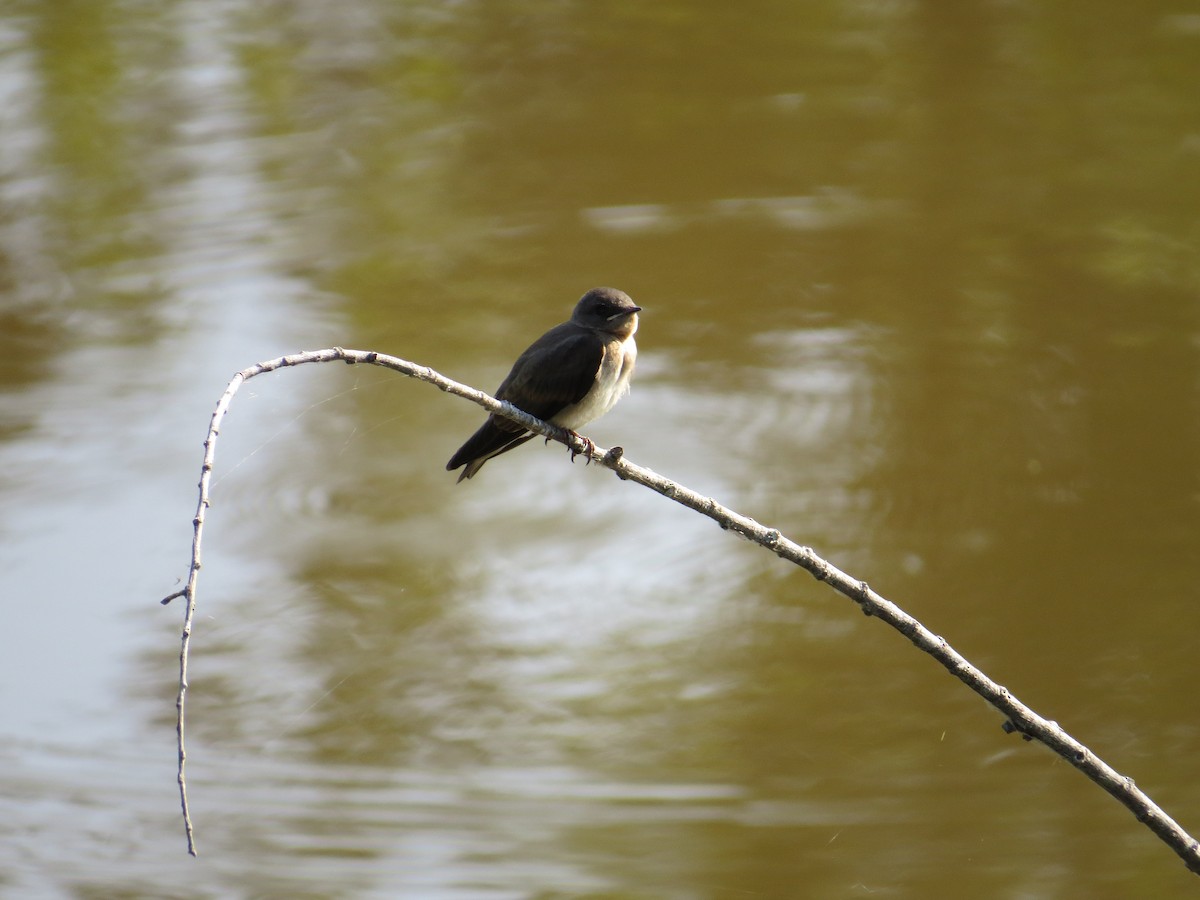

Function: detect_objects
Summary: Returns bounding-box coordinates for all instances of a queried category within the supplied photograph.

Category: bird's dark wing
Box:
[495,324,603,420]
[445,324,602,480]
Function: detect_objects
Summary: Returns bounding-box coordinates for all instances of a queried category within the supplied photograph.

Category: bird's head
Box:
[573,287,641,338]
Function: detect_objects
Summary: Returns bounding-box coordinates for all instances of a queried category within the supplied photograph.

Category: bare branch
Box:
[163,347,1200,874]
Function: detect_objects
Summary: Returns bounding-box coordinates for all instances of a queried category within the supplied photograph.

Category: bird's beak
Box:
[608,306,642,321]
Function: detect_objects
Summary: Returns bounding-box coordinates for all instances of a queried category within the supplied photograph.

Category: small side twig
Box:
[163,348,1200,876]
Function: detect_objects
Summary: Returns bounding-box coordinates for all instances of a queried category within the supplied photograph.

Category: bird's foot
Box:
[566,430,595,465]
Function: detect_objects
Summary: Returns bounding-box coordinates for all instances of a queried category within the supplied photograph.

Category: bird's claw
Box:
[566,430,595,465]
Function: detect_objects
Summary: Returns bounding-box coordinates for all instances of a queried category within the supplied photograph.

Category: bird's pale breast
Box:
[551,336,637,430]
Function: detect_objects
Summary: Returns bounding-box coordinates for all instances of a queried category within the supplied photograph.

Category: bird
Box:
[446,286,641,482]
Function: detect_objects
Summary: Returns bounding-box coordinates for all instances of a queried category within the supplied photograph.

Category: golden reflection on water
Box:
[1,0,1199,896]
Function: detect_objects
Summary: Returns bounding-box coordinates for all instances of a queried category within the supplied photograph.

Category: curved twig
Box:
[162,347,1200,874]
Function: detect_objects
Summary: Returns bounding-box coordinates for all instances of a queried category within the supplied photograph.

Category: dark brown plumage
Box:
[446,287,641,482]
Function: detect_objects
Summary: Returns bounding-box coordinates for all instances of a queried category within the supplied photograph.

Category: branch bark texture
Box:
[162,347,1200,874]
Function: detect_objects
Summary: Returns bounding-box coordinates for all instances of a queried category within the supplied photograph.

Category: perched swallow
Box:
[446,287,641,482]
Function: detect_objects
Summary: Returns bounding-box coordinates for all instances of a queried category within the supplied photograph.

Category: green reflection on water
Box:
[2,0,1198,896]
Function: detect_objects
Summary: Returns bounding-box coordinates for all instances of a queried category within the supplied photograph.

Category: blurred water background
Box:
[1,1,1199,896]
